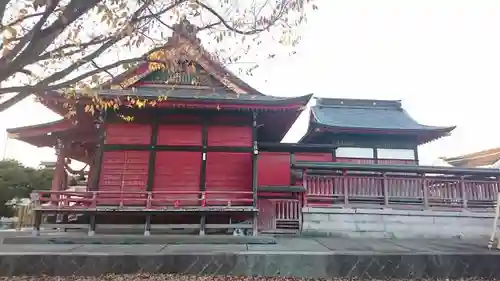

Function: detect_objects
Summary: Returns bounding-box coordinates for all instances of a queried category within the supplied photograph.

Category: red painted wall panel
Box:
[105,123,152,145]
[295,153,332,162]
[257,152,291,187]
[99,151,149,200]
[207,125,252,146]
[153,151,201,204]
[156,124,202,146]
[205,152,252,204]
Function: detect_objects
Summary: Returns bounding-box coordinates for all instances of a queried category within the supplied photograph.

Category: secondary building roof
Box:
[300,97,456,144]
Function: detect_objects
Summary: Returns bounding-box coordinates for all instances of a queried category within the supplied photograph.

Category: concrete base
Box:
[1,251,500,278]
[2,235,277,245]
[302,207,494,238]
[0,234,499,278]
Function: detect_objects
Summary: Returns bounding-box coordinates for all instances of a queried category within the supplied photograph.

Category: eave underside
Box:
[299,121,455,145]
[7,119,97,163]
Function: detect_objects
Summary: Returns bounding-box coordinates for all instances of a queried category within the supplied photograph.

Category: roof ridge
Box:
[316,104,401,110]
[315,97,402,109]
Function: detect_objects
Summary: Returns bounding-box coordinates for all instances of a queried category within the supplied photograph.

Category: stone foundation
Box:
[302,207,494,238]
[1,252,500,278]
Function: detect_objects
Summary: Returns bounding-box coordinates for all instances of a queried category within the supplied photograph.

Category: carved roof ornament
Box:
[171,17,201,45]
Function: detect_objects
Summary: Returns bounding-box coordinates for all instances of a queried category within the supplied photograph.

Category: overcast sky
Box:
[1,0,500,167]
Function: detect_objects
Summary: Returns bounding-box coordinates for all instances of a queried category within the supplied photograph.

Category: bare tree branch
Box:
[0,0,316,112]
[0,0,102,81]
[0,0,10,23]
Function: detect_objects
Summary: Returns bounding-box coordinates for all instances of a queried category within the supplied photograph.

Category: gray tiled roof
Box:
[311,97,455,132]
[70,88,311,104]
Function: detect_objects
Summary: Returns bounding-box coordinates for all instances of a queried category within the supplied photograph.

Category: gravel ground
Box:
[0,275,496,281]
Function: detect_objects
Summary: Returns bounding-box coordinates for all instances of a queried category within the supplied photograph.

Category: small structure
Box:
[6,19,500,238]
[443,148,500,168]
[299,98,455,164]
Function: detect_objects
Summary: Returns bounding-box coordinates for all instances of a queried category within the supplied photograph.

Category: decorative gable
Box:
[131,61,230,90]
[106,19,259,95]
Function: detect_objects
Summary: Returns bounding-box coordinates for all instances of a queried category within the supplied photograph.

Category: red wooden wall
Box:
[258,152,290,187]
[105,123,151,145]
[205,152,252,204]
[99,119,254,206]
[153,151,201,204]
[207,125,252,146]
[99,123,151,202]
[257,152,333,187]
[157,124,202,146]
[98,151,149,202]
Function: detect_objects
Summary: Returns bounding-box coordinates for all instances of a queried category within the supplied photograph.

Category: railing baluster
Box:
[383,173,389,207]
[343,170,349,205]
[422,175,429,209]
[460,176,467,209]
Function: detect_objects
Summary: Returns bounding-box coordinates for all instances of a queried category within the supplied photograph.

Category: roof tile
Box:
[312,97,455,132]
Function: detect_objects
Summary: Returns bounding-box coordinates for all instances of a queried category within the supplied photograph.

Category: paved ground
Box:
[1,231,500,278]
[0,230,495,255]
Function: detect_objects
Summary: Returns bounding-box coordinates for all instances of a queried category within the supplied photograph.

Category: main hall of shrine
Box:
[7,20,500,238]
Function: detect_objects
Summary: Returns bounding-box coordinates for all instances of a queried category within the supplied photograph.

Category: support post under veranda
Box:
[32,211,42,236]
[488,193,500,249]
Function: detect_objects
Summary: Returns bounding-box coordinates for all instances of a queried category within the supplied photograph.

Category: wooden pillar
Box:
[251,112,258,208]
[89,112,106,191]
[146,119,159,192]
[88,214,96,236]
[32,211,42,236]
[199,215,206,236]
[251,112,258,236]
[413,147,419,165]
[144,215,152,236]
[51,139,66,192]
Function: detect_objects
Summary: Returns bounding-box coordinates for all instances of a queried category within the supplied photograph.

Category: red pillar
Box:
[51,139,66,193]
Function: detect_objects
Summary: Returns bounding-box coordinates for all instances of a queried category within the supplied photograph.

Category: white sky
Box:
[1,0,500,167]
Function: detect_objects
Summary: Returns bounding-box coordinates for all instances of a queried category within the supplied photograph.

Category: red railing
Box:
[31,190,255,210]
[303,174,499,210]
[294,161,500,211]
[257,198,301,232]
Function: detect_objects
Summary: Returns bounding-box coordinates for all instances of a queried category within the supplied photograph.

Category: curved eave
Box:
[7,119,76,139]
[64,91,313,111]
[299,120,456,144]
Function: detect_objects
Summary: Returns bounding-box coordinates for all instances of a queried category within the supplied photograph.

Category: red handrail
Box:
[32,190,255,210]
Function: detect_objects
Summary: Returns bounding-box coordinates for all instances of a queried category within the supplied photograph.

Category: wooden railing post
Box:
[460,176,467,209]
[146,192,152,209]
[343,170,349,205]
[91,191,97,208]
[382,173,389,207]
[302,170,308,207]
[422,174,429,209]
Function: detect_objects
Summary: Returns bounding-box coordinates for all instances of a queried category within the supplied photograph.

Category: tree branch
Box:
[0,0,102,82]
[0,0,10,23]
[0,0,62,80]
[1,8,63,33]
[195,0,287,35]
